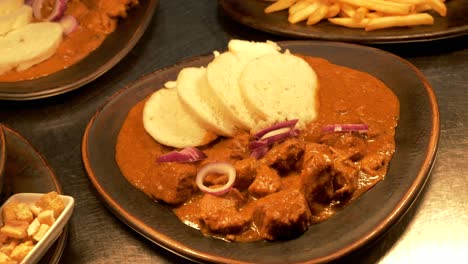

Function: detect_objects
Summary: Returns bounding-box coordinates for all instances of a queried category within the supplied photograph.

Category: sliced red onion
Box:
[249,127,301,159]
[249,128,300,151]
[59,14,78,35]
[33,0,68,21]
[322,124,369,133]
[157,147,207,163]
[196,162,236,196]
[250,146,269,160]
[260,127,291,139]
[253,119,299,139]
[249,140,267,150]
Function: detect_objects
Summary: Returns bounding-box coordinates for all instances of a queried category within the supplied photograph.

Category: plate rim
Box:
[82,40,440,263]
[0,125,5,191]
[0,0,159,101]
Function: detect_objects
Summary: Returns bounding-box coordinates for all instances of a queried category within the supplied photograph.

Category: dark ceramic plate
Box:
[82,41,439,263]
[219,0,468,44]
[0,0,159,101]
[0,124,68,264]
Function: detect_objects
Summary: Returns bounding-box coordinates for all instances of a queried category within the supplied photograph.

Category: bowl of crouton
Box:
[0,192,74,264]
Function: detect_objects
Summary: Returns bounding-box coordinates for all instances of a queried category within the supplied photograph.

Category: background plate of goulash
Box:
[0,0,158,101]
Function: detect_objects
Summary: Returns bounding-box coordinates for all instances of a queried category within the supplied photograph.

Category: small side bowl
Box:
[0,125,5,195]
[0,193,74,264]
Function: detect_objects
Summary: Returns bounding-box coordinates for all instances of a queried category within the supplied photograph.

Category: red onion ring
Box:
[33,0,68,21]
[253,119,299,139]
[157,147,207,163]
[196,162,236,196]
[59,14,78,35]
[322,124,369,133]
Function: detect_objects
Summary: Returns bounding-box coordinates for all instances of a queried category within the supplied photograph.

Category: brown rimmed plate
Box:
[219,0,468,44]
[0,124,68,264]
[0,125,5,194]
[0,0,159,101]
[82,41,439,263]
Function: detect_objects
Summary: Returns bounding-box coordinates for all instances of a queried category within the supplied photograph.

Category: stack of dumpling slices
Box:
[143,39,319,148]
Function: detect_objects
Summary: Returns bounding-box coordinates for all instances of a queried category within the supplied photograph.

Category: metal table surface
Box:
[0,1,467,263]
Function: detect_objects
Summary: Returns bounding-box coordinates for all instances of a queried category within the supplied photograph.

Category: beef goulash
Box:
[115,40,400,242]
[0,0,138,82]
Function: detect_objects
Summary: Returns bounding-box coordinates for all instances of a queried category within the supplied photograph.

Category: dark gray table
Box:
[1,1,467,263]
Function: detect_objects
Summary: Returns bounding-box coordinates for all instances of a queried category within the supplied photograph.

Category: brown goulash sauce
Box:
[0,0,137,82]
[115,56,400,242]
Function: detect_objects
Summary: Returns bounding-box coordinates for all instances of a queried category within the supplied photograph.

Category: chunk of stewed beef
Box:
[198,189,249,234]
[263,138,304,172]
[301,143,359,215]
[149,162,197,205]
[300,144,335,214]
[320,132,367,161]
[202,172,229,187]
[228,132,251,160]
[332,159,358,199]
[253,189,311,240]
[248,164,281,198]
[233,157,257,190]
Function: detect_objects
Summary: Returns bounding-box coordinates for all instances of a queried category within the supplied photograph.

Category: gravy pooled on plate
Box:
[115,49,399,242]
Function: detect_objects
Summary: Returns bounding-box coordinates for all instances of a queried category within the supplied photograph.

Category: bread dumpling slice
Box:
[143,88,217,148]
[206,41,281,130]
[0,22,63,74]
[228,39,280,60]
[176,67,237,137]
[0,4,32,36]
[206,52,258,130]
[0,0,24,16]
[239,53,319,131]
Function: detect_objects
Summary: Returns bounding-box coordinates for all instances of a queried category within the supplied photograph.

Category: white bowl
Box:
[0,193,74,264]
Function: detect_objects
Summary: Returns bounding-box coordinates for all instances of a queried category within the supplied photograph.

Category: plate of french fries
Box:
[219,0,468,43]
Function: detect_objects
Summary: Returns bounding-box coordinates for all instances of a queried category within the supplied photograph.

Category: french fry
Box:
[385,0,425,4]
[365,12,384,18]
[265,0,297,13]
[307,2,329,25]
[365,12,434,31]
[338,0,414,15]
[413,3,432,13]
[340,3,356,18]
[328,17,369,28]
[325,3,341,18]
[289,2,320,23]
[354,7,369,22]
[289,0,312,14]
[425,0,447,16]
